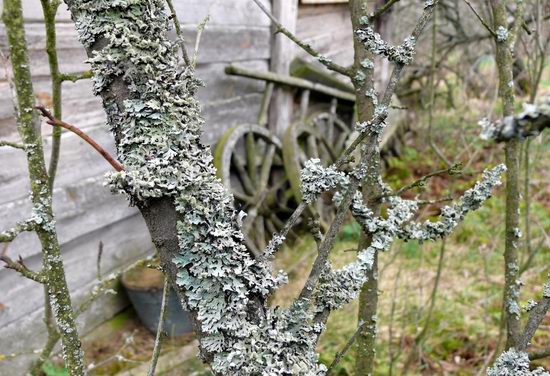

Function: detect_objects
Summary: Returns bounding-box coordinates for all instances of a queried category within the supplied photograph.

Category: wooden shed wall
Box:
[0,0,353,372]
[296,3,354,72]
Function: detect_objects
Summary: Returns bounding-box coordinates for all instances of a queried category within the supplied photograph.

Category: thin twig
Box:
[29,303,59,376]
[260,202,307,258]
[35,105,124,172]
[370,0,401,21]
[517,277,550,351]
[59,70,93,83]
[529,348,550,361]
[417,196,454,206]
[0,220,36,242]
[462,0,497,38]
[40,0,63,189]
[147,278,170,376]
[0,254,45,283]
[376,164,461,201]
[165,0,191,67]
[402,239,447,373]
[96,241,104,281]
[0,140,25,150]
[192,15,210,70]
[251,0,351,77]
[327,320,369,374]
[426,6,452,167]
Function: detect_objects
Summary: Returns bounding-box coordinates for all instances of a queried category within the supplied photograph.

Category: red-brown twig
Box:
[35,105,124,172]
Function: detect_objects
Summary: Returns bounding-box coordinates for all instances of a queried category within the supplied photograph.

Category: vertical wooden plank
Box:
[268,0,298,135]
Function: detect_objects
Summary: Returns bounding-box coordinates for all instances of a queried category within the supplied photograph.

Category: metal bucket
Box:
[122,267,193,337]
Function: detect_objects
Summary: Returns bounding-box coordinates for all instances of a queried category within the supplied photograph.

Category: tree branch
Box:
[529,348,550,361]
[58,70,93,83]
[375,163,461,201]
[462,0,497,38]
[517,279,550,351]
[334,0,440,169]
[35,105,124,172]
[251,0,351,77]
[480,98,550,142]
[327,320,369,375]
[165,0,191,67]
[0,220,36,242]
[370,0,401,21]
[0,254,45,283]
[147,278,169,376]
[0,140,25,150]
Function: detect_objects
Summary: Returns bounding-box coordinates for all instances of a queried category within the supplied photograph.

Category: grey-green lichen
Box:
[543,277,550,298]
[355,105,388,136]
[355,25,416,65]
[488,349,549,375]
[66,0,331,373]
[314,192,416,313]
[399,165,506,241]
[496,26,509,43]
[480,99,550,142]
[318,165,506,315]
[300,159,349,204]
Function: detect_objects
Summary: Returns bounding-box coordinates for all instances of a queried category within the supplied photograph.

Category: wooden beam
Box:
[269,0,298,135]
[225,65,356,102]
[290,57,354,93]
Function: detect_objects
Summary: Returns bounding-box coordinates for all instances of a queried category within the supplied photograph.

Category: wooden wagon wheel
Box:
[283,104,353,228]
[214,124,295,255]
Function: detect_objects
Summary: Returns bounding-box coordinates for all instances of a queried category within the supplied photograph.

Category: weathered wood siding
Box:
[0,1,270,372]
[296,3,354,70]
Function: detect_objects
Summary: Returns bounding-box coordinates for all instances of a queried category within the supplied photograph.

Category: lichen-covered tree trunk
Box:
[61,1,320,374]
[347,1,380,374]
[490,0,524,351]
[2,0,85,374]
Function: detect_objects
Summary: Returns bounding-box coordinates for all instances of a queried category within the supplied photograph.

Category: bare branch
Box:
[251,0,351,77]
[191,15,210,69]
[165,0,192,67]
[147,278,169,376]
[0,220,35,243]
[462,0,497,38]
[58,70,92,83]
[327,320,369,375]
[35,105,124,172]
[375,163,461,201]
[370,0,401,21]
[529,348,550,361]
[517,278,550,351]
[0,140,25,150]
[0,254,45,283]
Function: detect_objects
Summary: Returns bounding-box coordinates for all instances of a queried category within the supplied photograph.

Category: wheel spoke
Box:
[246,132,258,186]
[232,153,256,196]
[255,216,266,251]
[258,144,276,192]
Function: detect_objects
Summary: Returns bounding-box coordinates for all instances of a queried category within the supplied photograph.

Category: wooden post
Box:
[269,0,298,136]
